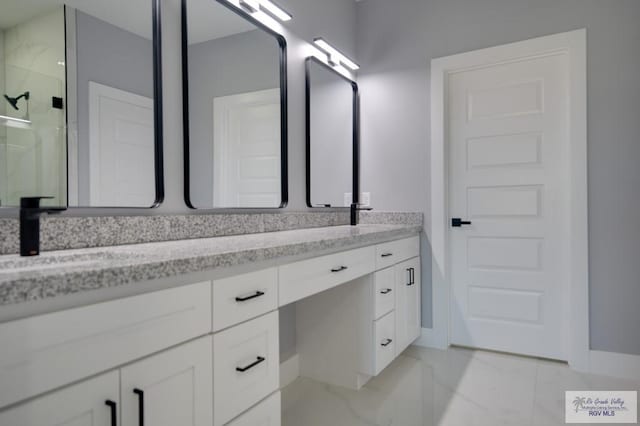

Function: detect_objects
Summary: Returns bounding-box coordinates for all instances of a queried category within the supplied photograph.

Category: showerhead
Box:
[3,92,30,111]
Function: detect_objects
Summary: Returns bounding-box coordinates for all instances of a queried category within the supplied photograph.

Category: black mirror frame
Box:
[305,56,359,209]
[151,0,165,208]
[181,0,289,210]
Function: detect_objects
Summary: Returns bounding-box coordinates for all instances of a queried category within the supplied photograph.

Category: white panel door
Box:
[213,89,281,208]
[395,257,421,355]
[89,81,155,207]
[120,337,213,426]
[0,371,119,426]
[448,52,570,360]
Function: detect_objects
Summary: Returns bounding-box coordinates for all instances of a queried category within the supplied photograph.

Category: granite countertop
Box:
[0,224,421,308]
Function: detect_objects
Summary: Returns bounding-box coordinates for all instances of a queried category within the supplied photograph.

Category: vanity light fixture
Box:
[260,0,292,21]
[313,38,360,70]
[238,0,292,21]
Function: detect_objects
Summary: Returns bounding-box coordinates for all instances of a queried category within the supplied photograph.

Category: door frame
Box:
[428,29,589,370]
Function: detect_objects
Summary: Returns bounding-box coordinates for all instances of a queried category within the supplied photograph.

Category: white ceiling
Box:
[1,0,255,43]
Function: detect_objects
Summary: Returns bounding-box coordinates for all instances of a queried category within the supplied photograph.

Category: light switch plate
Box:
[361,192,371,207]
[344,193,352,207]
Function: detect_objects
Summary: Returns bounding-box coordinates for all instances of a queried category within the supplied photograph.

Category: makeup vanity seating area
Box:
[0,224,421,426]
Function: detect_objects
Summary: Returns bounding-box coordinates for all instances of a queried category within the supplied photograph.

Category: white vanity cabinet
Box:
[0,233,421,426]
[294,236,421,390]
[0,371,119,426]
[0,337,214,426]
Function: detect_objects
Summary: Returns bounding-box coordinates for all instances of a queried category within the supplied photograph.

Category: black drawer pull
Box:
[236,356,266,372]
[381,338,393,347]
[331,266,348,273]
[381,253,393,258]
[380,288,393,295]
[235,291,265,302]
[133,388,144,426]
[105,400,117,426]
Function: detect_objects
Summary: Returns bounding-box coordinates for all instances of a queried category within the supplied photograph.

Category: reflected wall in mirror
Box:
[183,0,287,209]
[305,57,357,208]
[0,0,163,209]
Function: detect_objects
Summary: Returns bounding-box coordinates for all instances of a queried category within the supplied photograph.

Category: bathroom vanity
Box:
[0,224,421,425]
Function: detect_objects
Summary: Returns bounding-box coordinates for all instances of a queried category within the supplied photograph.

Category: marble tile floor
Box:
[282,345,640,426]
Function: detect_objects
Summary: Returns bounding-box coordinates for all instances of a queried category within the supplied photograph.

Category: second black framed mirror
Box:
[182,0,288,209]
[305,56,359,208]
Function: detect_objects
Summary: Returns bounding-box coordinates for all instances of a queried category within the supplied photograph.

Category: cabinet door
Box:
[395,257,421,355]
[0,371,119,426]
[120,336,213,426]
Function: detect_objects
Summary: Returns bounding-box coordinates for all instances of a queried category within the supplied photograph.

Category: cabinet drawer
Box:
[375,236,419,270]
[227,391,281,426]
[213,268,278,332]
[0,281,212,410]
[279,246,375,306]
[374,267,396,320]
[214,311,279,426]
[373,311,396,376]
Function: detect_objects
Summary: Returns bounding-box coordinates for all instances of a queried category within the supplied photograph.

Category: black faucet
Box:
[350,203,373,226]
[20,197,65,256]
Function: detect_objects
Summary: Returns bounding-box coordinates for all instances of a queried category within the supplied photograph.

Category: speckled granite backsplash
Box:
[0,211,422,255]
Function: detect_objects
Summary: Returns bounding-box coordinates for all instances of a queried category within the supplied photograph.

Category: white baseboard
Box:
[412,330,640,381]
[280,354,300,388]
[413,327,449,350]
[589,350,640,380]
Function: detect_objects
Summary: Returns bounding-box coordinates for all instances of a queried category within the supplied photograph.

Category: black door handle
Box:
[380,288,393,295]
[331,266,348,273]
[105,400,117,426]
[451,218,472,227]
[407,268,415,286]
[381,253,393,258]
[133,388,144,426]
[236,356,266,372]
[235,291,265,302]
[381,338,393,347]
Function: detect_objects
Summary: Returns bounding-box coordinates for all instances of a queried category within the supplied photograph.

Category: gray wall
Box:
[356,0,640,355]
[75,11,153,205]
[188,30,280,207]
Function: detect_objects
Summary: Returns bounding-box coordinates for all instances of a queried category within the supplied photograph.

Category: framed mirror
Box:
[182,0,288,209]
[0,0,163,209]
[305,57,358,208]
